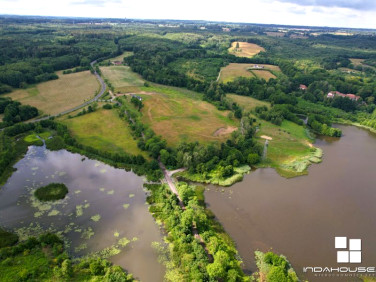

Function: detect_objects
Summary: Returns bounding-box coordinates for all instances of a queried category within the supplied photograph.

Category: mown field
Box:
[219,63,280,83]
[100,66,144,93]
[228,95,314,176]
[250,70,276,81]
[227,94,270,111]
[110,51,134,62]
[138,85,238,146]
[228,41,265,58]
[62,108,148,158]
[219,63,255,83]
[5,71,99,116]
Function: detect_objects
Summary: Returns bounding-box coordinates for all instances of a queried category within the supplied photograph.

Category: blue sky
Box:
[0,0,375,29]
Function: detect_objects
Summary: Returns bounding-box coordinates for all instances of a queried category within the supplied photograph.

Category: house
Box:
[327,91,360,101]
[131,94,142,101]
[112,61,122,65]
[252,64,264,69]
[299,84,308,90]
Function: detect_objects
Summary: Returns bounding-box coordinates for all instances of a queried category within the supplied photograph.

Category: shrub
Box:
[0,228,19,248]
[34,183,68,201]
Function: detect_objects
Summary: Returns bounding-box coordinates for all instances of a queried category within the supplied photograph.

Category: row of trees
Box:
[0,97,38,127]
[146,183,246,281]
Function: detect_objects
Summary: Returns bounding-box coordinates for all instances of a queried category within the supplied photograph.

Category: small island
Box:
[34,183,68,201]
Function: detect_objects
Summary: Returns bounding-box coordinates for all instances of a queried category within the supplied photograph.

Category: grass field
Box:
[219,63,255,83]
[350,58,365,66]
[62,108,148,158]
[227,94,270,111]
[137,85,238,146]
[228,42,265,58]
[219,63,280,83]
[100,66,144,93]
[250,70,276,81]
[228,94,318,177]
[5,71,99,115]
[109,51,134,62]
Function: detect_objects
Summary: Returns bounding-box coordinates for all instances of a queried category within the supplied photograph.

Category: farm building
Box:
[327,91,360,101]
[299,84,308,90]
[131,94,142,101]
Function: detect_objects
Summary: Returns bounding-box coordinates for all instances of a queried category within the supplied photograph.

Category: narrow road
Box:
[158,160,210,257]
[32,60,106,122]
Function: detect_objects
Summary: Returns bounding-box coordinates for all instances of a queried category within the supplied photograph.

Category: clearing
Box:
[250,70,276,81]
[109,51,134,62]
[62,108,148,158]
[137,85,238,146]
[100,66,144,93]
[219,63,255,83]
[5,71,99,116]
[227,94,270,111]
[219,63,280,83]
[228,94,319,177]
[228,42,265,58]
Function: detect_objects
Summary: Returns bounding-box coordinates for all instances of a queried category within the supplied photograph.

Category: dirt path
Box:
[158,160,210,257]
[30,60,107,123]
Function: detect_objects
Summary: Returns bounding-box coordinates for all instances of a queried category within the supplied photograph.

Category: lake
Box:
[0,146,165,282]
[205,125,376,281]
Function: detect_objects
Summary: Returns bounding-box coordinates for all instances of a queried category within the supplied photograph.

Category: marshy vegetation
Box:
[34,183,68,202]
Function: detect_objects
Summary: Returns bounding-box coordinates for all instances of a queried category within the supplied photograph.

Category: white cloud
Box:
[0,0,375,28]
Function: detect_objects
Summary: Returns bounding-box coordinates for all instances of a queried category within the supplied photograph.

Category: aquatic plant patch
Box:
[34,183,68,201]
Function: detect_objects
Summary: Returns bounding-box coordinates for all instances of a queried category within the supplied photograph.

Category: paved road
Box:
[32,60,106,122]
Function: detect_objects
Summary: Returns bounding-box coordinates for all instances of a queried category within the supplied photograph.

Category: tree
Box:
[247,153,260,165]
[61,259,73,278]
[236,42,240,49]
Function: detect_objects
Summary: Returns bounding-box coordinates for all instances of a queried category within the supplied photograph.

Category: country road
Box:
[32,60,106,122]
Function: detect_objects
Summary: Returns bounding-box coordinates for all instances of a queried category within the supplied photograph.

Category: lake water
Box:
[0,146,165,282]
[205,125,376,281]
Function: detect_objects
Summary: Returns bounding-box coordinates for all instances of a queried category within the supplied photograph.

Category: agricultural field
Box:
[228,94,316,177]
[227,94,270,111]
[100,66,144,93]
[250,70,276,81]
[62,108,149,158]
[350,58,365,66]
[110,51,134,62]
[138,85,238,146]
[228,41,265,58]
[5,71,99,116]
[218,63,255,83]
[219,63,280,83]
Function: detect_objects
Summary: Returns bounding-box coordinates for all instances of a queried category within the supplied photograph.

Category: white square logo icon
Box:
[337,251,349,263]
[350,251,362,263]
[335,237,347,249]
[349,239,361,251]
[335,237,362,263]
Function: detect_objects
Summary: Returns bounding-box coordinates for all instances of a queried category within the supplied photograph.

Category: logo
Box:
[302,236,375,277]
[335,237,361,263]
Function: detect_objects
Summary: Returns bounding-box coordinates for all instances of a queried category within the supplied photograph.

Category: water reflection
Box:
[205,125,376,281]
[0,146,165,282]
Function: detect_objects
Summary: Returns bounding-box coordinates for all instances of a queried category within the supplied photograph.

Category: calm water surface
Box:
[0,146,165,282]
[205,125,376,281]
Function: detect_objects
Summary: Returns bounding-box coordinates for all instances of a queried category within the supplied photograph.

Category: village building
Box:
[131,94,142,101]
[299,84,308,90]
[327,91,361,101]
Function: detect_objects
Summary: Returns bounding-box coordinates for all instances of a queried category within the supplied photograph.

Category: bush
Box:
[103,103,113,109]
[0,228,19,248]
[34,183,68,201]
[45,136,65,151]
